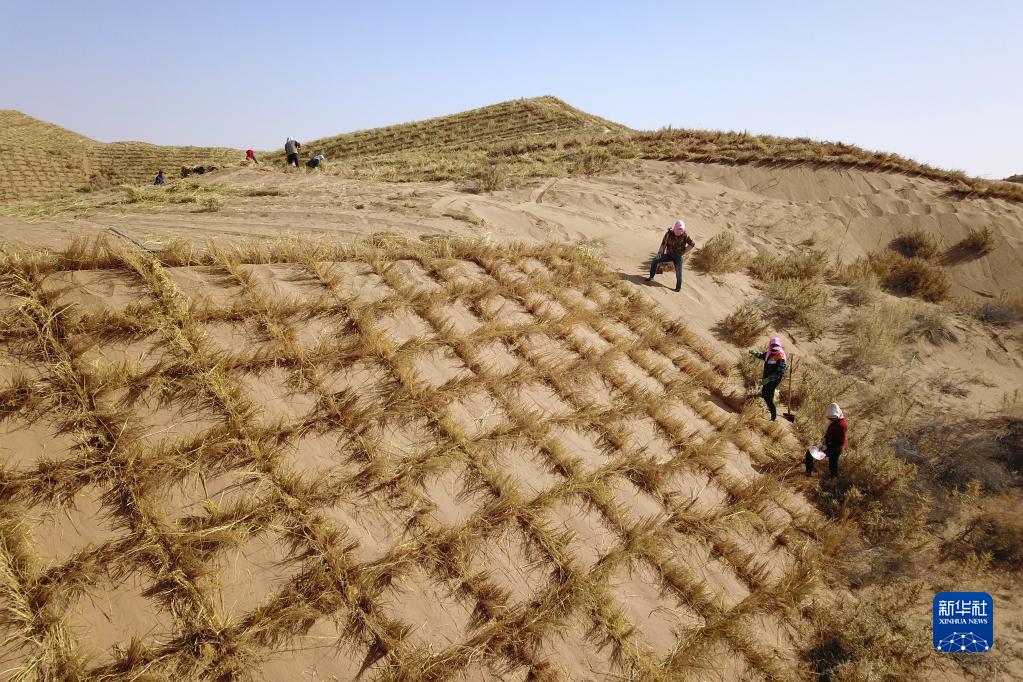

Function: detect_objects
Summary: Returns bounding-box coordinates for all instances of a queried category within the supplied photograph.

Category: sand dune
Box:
[2,132,1023,679]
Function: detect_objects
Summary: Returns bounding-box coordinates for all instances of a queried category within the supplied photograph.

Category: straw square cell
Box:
[209,527,307,621]
[378,564,475,650]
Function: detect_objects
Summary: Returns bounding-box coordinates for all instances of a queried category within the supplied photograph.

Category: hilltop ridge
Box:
[3,97,1023,203]
[0,110,241,202]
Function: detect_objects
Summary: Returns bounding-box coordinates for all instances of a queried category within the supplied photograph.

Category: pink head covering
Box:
[767,337,784,357]
[672,220,685,236]
[768,336,782,348]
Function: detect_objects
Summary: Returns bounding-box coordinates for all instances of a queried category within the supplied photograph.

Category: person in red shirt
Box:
[245,149,259,165]
[806,402,848,478]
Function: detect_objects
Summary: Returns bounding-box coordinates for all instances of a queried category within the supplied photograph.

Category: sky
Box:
[2,1,1021,178]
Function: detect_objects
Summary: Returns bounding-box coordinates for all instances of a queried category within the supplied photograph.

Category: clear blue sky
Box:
[2,1,1020,178]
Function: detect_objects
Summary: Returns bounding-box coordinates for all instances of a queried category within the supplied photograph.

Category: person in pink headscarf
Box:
[748,336,787,421]
[647,219,695,292]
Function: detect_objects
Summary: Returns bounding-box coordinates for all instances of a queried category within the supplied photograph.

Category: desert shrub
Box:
[865,251,950,302]
[764,276,829,338]
[671,168,692,184]
[814,440,928,547]
[947,508,1023,571]
[473,162,508,192]
[690,233,747,273]
[749,248,830,282]
[889,228,939,260]
[839,302,913,371]
[972,295,1023,326]
[783,359,855,443]
[955,226,995,257]
[905,305,957,344]
[1006,173,1023,184]
[805,583,929,681]
[836,259,880,306]
[717,302,766,346]
[568,147,617,176]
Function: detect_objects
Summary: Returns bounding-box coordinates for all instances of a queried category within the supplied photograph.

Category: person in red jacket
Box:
[245,149,259,165]
[806,402,847,478]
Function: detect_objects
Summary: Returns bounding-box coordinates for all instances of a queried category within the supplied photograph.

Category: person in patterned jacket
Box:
[749,336,787,421]
[647,219,695,292]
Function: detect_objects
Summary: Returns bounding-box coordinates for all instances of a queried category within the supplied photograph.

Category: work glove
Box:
[748,349,759,358]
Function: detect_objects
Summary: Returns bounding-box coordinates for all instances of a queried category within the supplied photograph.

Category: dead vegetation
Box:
[860,250,951,302]
[689,232,747,274]
[0,234,834,680]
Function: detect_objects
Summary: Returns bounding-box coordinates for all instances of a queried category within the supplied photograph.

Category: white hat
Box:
[826,403,844,419]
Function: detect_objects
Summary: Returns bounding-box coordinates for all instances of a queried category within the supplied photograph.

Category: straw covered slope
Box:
[0,235,829,680]
[0,110,242,202]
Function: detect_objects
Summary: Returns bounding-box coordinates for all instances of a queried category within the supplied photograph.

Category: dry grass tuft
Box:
[805,583,929,680]
[946,506,1023,572]
[716,302,766,346]
[970,294,1023,327]
[473,162,508,192]
[690,233,747,274]
[863,251,950,302]
[443,209,486,229]
[748,248,830,283]
[764,277,829,339]
[889,228,939,260]
[947,226,995,261]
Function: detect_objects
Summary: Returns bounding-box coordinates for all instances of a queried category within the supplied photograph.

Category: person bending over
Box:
[806,403,847,478]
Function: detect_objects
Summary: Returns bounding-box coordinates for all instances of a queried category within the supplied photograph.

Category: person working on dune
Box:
[806,403,848,478]
[647,219,695,292]
[284,138,301,168]
[749,336,786,421]
[246,149,259,165]
[306,152,326,169]
[153,170,165,186]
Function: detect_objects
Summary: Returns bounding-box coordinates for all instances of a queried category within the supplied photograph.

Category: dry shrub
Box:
[865,251,950,302]
[473,162,508,192]
[836,259,880,306]
[717,302,766,346]
[889,228,939,260]
[690,233,747,273]
[905,305,957,345]
[671,168,692,184]
[954,226,995,257]
[749,248,830,282]
[783,360,855,444]
[946,507,1023,572]
[805,583,929,681]
[839,302,913,371]
[764,276,829,338]
[972,295,1023,326]
[568,146,618,176]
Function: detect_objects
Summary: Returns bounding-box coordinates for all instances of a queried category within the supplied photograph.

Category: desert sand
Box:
[2,112,1022,681]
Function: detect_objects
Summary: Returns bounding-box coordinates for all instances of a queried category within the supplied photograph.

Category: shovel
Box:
[782,356,796,423]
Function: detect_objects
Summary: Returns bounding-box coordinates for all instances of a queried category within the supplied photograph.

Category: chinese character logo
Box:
[933,592,994,653]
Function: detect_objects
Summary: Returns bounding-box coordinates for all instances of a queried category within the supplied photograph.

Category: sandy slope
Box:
[2,161,1022,680]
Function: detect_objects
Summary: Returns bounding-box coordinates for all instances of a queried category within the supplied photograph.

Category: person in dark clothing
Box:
[306,152,325,169]
[749,336,786,421]
[647,219,695,291]
[285,138,301,167]
[806,403,848,477]
[153,170,165,186]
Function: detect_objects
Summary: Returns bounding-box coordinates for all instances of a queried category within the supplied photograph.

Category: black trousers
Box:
[806,448,841,477]
[761,378,782,421]
[287,153,299,167]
